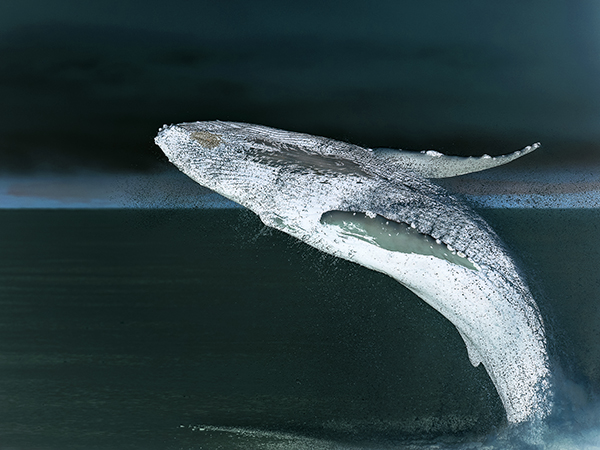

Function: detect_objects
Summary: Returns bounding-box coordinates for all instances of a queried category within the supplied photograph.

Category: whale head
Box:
[155,121,552,423]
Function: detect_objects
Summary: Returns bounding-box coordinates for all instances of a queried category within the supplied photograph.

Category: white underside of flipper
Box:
[374,143,540,178]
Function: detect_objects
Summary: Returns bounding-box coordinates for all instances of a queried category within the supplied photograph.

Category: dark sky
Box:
[1,0,599,173]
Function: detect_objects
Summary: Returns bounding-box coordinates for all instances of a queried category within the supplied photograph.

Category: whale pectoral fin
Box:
[373,143,539,179]
[320,210,478,271]
[457,329,482,367]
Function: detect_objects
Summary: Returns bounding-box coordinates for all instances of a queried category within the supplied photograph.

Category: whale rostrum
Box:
[155,121,552,423]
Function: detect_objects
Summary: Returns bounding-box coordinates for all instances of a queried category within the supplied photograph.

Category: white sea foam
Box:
[181,419,600,450]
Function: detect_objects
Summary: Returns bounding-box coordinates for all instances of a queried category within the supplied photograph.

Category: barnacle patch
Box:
[191,131,222,149]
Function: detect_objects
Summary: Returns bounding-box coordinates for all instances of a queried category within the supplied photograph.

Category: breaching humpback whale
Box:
[155,121,551,423]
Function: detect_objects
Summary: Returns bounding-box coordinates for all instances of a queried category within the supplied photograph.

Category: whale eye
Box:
[320,210,477,271]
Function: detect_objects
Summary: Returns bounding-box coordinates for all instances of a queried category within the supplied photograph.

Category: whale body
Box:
[155,121,551,423]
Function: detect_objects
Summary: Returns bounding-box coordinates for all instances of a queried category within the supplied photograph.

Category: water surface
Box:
[0,209,598,449]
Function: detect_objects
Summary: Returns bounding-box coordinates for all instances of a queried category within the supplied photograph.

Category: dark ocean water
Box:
[0,208,599,449]
[1,1,600,173]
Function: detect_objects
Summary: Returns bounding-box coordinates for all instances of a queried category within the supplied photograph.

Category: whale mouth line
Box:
[320,210,478,271]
